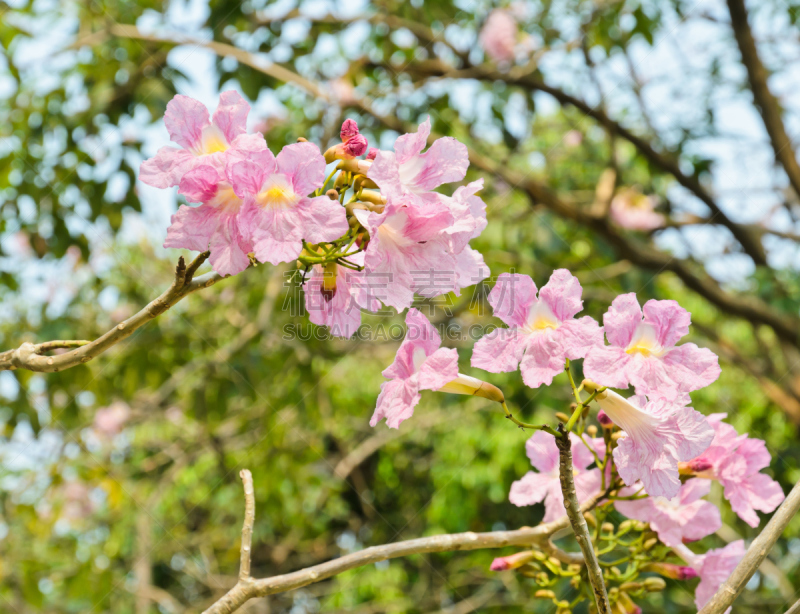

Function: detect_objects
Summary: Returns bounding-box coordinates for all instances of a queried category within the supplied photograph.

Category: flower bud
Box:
[643,577,666,592]
[597,409,613,427]
[586,425,598,437]
[438,374,505,403]
[490,550,536,571]
[326,189,339,200]
[555,411,570,423]
[534,590,556,600]
[617,592,641,614]
[643,538,658,551]
[366,147,379,160]
[641,562,698,580]
[619,582,641,592]
[601,522,614,533]
[340,118,359,141]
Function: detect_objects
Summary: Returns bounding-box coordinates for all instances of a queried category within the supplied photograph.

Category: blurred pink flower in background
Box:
[93,401,131,437]
[479,10,518,64]
[610,188,665,231]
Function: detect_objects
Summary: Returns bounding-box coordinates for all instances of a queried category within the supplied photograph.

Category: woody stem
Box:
[555,425,611,614]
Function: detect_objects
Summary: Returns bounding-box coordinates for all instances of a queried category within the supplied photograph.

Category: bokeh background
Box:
[1,0,799,612]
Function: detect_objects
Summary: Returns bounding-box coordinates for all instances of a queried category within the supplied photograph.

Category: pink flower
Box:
[471,270,603,388]
[354,197,456,310]
[584,294,720,401]
[614,479,721,547]
[370,309,459,429]
[166,164,252,276]
[93,401,130,437]
[641,562,698,580]
[366,148,379,161]
[229,142,349,265]
[303,252,381,338]
[682,414,785,527]
[139,91,251,188]
[479,10,518,64]
[367,117,469,205]
[610,189,665,231]
[586,384,714,499]
[674,541,745,611]
[510,430,604,522]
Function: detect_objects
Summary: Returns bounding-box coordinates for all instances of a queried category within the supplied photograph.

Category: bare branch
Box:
[726,0,800,201]
[555,428,610,614]
[0,252,233,373]
[699,478,800,614]
[202,487,605,614]
[239,470,255,581]
[786,597,800,614]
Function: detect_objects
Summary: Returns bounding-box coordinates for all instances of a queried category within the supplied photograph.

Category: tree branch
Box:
[726,0,800,201]
[202,486,605,614]
[555,427,610,614]
[394,57,768,265]
[699,478,800,614]
[0,252,227,373]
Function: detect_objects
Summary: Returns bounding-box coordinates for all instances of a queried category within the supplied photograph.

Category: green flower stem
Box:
[500,402,559,437]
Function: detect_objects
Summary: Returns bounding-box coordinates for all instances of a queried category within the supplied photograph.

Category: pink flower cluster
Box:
[142,97,489,339]
[356,117,489,310]
[140,92,347,276]
[682,413,785,527]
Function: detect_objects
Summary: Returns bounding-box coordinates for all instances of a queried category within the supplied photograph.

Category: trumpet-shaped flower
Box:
[229,142,348,265]
[370,309,503,428]
[367,117,469,204]
[682,414,784,527]
[584,294,720,401]
[303,252,381,338]
[140,91,252,188]
[585,383,713,499]
[471,270,603,388]
[479,10,518,63]
[614,479,721,547]
[354,198,455,310]
[509,430,605,522]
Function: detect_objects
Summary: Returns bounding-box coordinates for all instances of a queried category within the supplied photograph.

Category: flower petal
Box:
[525,431,559,474]
[164,95,210,150]
[603,293,643,348]
[418,347,459,391]
[297,196,349,243]
[163,204,218,253]
[370,378,421,429]
[139,146,195,188]
[509,471,553,507]
[642,299,691,349]
[539,269,584,322]
[583,345,633,389]
[394,116,431,164]
[277,141,326,196]
[488,273,537,328]
[471,327,523,373]
[212,90,249,144]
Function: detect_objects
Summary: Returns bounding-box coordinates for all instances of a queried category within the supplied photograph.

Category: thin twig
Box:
[699,479,800,614]
[555,426,611,614]
[0,252,235,373]
[239,470,255,581]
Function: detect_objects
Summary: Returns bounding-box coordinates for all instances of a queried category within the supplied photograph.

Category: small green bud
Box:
[619,582,641,592]
[555,411,570,423]
[644,577,667,592]
[643,538,658,551]
[618,520,634,532]
[601,522,615,533]
[534,590,556,599]
[586,425,598,437]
